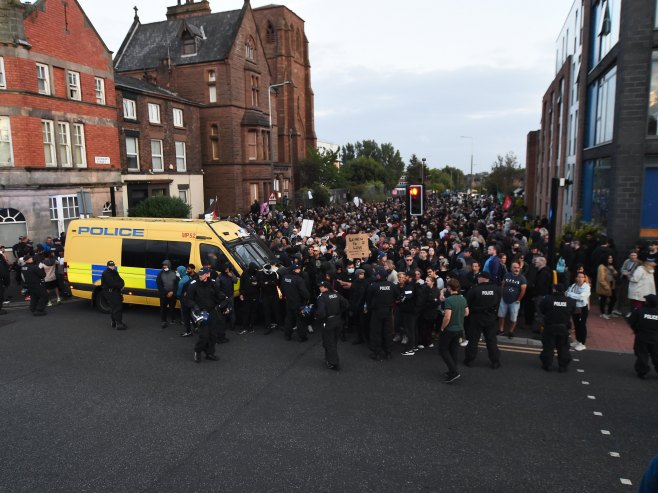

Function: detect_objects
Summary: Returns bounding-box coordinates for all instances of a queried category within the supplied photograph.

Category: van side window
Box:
[200,243,228,272]
[122,239,191,270]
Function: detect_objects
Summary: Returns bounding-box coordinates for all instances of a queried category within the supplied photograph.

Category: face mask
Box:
[163,267,169,271]
[347,268,354,274]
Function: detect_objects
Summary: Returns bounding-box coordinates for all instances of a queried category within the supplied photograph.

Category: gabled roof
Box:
[114,8,244,72]
[114,74,199,105]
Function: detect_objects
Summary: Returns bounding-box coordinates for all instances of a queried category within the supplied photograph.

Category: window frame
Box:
[42,119,56,167]
[247,130,258,161]
[123,99,137,120]
[173,108,184,128]
[36,63,51,95]
[175,141,187,172]
[95,77,105,105]
[209,85,217,103]
[72,123,87,168]
[126,136,140,171]
[57,122,72,168]
[210,124,220,160]
[150,139,164,172]
[148,103,161,124]
[0,116,14,166]
[0,57,6,89]
[67,71,81,101]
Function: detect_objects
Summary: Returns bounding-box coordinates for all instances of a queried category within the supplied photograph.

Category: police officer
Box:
[627,294,658,379]
[187,267,228,363]
[366,267,401,361]
[316,280,349,370]
[239,262,260,334]
[464,271,502,368]
[21,254,48,316]
[101,260,126,330]
[258,263,280,334]
[280,264,310,342]
[539,283,576,372]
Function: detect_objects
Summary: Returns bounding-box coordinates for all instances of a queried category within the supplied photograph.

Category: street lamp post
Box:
[268,80,292,197]
[421,157,426,187]
[460,135,474,190]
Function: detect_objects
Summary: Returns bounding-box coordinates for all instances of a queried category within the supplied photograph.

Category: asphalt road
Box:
[0,299,656,492]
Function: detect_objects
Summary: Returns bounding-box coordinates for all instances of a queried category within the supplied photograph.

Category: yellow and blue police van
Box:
[65,217,276,312]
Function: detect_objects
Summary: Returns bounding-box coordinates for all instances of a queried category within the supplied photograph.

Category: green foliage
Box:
[340,140,404,190]
[311,183,331,207]
[484,151,524,195]
[129,195,191,218]
[298,146,345,189]
[558,214,604,245]
[341,157,388,186]
[350,181,387,202]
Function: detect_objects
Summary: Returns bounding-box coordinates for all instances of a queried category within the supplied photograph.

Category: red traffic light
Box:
[409,186,419,196]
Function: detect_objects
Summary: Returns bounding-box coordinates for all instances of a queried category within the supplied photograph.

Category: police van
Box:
[65,217,276,312]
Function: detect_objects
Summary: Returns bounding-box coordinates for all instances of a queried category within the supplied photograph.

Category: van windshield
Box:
[223,237,275,270]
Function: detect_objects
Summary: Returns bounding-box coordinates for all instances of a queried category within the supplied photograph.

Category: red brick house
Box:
[0,0,122,245]
[115,74,203,217]
[114,0,316,215]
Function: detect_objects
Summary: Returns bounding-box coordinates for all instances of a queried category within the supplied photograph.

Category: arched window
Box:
[0,208,28,254]
[266,21,276,44]
[245,36,255,61]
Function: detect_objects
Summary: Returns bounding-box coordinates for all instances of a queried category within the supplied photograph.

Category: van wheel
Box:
[93,290,111,314]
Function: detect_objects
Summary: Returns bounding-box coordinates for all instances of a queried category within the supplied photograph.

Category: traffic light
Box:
[409,184,423,215]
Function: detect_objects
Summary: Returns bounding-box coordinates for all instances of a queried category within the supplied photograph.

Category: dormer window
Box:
[182,34,196,56]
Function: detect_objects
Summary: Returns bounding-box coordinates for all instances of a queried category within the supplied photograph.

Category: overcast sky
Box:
[81,0,575,175]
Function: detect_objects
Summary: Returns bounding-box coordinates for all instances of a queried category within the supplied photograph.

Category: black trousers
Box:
[322,316,342,366]
[261,295,279,327]
[540,324,571,369]
[105,291,123,325]
[194,314,221,355]
[160,295,177,322]
[400,312,418,349]
[350,309,369,342]
[28,284,48,313]
[180,302,192,331]
[369,309,393,357]
[284,303,306,340]
[439,330,461,375]
[572,306,589,344]
[241,297,258,329]
[634,338,658,376]
[465,316,500,364]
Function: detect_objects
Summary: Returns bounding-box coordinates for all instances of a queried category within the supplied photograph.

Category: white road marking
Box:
[593,411,603,416]
[620,478,632,485]
[609,452,620,458]
[582,381,590,385]
[601,430,611,435]
[577,369,584,373]
[588,395,596,400]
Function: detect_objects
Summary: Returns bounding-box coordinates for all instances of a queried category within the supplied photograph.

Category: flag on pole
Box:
[204,197,219,221]
[502,195,512,211]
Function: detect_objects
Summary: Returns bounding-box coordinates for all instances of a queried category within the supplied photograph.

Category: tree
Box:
[129,195,191,218]
[484,151,525,196]
[405,154,428,185]
[340,156,388,185]
[298,146,346,190]
[340,140,404,190]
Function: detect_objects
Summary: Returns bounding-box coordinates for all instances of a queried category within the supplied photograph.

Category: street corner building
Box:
[113,0,317,216]
[0,0,122,245]
[526,0,658,251]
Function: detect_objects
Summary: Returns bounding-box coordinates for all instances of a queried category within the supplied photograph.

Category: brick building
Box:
[115,74,204,217]
[528,0,658,251]
[0,0,122,247]
[114,0,316,215]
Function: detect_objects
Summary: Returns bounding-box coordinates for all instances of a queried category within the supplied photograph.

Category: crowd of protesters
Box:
[1,193,657,380]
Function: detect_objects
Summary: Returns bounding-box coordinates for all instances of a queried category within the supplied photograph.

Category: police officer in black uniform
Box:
[366,267,401,361]
[21,254,48,316]
[187,267,228,362]
[539,283,576,372]
[239,262,260,334]
[315,280,349,370]
[628,294,658,379]
[465,271,502,368]
[101,260,126,330]
[280,264,310,341]
[258,263,280,334]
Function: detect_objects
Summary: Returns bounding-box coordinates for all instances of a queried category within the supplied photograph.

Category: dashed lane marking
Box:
[620,478,632,486]
[593,412,603,416]
[587,395,596,400]
[609,452,620,458]
[601,430,611,435]
[582,381,590,385]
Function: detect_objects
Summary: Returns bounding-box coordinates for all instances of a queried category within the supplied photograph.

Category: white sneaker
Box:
[401,335,408,345]
[415,345,425,350]
[428,343,435,348]
[601,314,610,320]
[392,334,401,343]
[47,301,53,307]
[307,325,314,334]
[612,310,623,316]
[401,349,416,356]
[574,343,586,351]
[459,338,469,347]
[570,341,578,348]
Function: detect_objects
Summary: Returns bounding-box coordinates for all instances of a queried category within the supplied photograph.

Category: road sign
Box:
[268,192,277,205]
